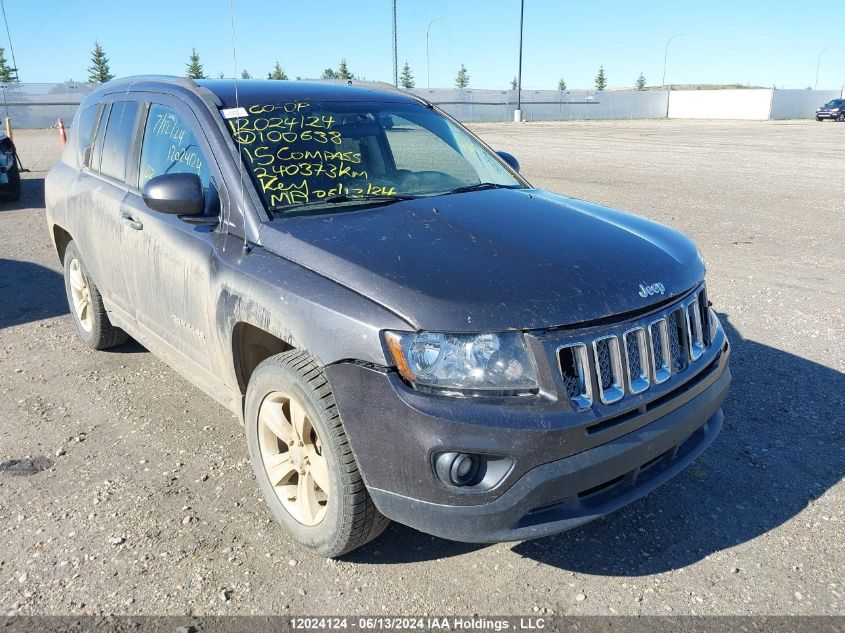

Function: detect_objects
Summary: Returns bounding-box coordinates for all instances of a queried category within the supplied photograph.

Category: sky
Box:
[3,0,844,90]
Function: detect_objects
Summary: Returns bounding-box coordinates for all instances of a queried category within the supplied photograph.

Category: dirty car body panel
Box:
[45,76,730,544]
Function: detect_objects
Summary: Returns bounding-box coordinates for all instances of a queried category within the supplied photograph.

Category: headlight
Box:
[384,330,539,396]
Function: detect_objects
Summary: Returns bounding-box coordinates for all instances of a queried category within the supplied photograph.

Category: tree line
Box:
[77,42,654,91]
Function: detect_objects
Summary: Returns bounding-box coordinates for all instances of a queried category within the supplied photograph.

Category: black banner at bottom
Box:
[0,616,842,633]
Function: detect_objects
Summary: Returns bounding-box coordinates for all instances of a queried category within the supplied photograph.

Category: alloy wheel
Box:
[68,258,93,332]
[257,391,329,525]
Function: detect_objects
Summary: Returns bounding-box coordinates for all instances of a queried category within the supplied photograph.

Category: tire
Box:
[0,161,21,202]
[838,114,845,122]
[245,350,389,558]
[62,241,129,350]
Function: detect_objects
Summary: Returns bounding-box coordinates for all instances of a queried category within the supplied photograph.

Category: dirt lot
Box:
[1,121,843,616]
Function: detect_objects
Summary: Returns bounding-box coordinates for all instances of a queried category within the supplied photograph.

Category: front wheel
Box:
[838,114,845,122]
[245,350,389,558]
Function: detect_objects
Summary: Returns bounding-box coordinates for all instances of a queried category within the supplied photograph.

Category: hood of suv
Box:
[258,189,705,332]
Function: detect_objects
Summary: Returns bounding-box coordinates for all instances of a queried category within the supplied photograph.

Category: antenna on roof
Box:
[228,0,250,257]
[0,0,19,82]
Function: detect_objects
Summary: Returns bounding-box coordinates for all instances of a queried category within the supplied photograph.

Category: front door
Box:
[119,99,223,376]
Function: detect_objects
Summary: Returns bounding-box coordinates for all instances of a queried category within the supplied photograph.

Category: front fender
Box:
[212,237,412,388]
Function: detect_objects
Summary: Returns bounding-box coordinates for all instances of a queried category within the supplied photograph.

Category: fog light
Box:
[435,452,480,487]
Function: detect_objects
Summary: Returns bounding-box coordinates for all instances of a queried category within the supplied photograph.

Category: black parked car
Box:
[816,98,845,121]
[45,76,731,557]
[0,131,21,201]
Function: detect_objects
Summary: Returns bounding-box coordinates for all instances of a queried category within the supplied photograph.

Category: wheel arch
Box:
[232,321,296,396]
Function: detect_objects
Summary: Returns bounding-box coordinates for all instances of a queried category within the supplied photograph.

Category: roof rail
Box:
[309,78,405,93]
[308,78,432,106]
[100,75,221,107]
[103,75,200,89]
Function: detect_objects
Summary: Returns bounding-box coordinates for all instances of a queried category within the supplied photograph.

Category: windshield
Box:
[221,100,524,216]
[823,100,840,108]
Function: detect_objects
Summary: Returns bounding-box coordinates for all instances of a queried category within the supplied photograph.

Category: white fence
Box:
[2,82,843,128]
[411,89,669,122]
[770,89,842,120]
[1,82,97,128]
[420,88,843,122]
[668,89,773,120]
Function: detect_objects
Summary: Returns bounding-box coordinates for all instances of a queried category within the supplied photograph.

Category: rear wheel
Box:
[62,241,128,349]
[245,350,389,557]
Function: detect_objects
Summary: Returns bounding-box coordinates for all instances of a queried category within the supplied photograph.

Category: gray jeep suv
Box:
[45,76,731,557]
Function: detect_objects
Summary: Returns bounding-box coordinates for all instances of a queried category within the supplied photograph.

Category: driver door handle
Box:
[121,210,143,231]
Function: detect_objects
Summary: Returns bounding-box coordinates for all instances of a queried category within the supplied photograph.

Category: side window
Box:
[100,101,140,182]
[75,104,102,167]
[139,104,211,190]
[90,103,111,172]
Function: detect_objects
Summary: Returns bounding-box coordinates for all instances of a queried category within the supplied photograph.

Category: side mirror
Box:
[496,150,520,173]
[141,173,204,216]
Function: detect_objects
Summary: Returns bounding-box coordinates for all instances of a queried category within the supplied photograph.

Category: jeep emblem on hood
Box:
[638,282,666,298]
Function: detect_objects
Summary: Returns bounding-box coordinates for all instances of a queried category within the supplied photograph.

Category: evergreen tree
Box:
[595,65,607,91]
[558,78,567,91]
[0,48,13,83]
[267,61,288,80]
[635,73,647,91]
[399,61,415,89]
[186,48,206,79]
[510,76,518,90]
[455,64,470,89]
[337,58,353,80]
[321,68,338,80]
[87,41,114,84]
[241,69,252,79]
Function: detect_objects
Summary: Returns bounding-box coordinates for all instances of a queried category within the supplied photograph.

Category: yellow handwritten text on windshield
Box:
[228,102,395,207]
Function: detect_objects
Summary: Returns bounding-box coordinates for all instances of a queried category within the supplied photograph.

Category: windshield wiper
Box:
[270,194,418,214]
[446,182,523,195]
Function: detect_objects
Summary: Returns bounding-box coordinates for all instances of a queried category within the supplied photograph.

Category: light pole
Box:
[515,0,525,122]
[426,16,443,91]
[392,0,398,87]
[662,33,683,90]
[815,44,835,90]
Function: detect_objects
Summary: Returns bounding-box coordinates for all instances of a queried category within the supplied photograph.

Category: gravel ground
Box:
[1,121,843,616]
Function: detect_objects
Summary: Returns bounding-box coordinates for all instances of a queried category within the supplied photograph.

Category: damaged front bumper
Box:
[324,323,731,543]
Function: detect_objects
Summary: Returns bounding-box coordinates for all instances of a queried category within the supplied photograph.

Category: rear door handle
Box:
[121,210,143,231]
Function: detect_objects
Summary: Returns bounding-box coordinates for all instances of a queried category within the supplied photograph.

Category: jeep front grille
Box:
[592,335,625,404]
[557,287,712,409]
[623,327,650,395]
[667,309,687,372]
[557,343,593,409]
[647,318,671,384]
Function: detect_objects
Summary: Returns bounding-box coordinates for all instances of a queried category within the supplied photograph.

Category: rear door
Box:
[119,96,224,374]
[71,99,141,316]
